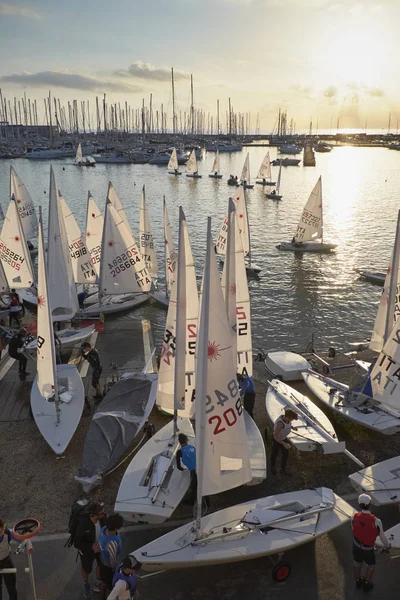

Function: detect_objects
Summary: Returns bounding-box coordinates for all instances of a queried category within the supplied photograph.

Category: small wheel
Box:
[13,518,41,540]
[272,561,291,582]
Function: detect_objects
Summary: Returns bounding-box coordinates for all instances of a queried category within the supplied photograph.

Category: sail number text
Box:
[206,378,243,435]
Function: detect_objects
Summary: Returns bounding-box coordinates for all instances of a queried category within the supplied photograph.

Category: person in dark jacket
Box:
[81,342,103,400]
[237,373,256,418]
[108,556,141,600]
[74,501,106,599]
[8,328,29,375]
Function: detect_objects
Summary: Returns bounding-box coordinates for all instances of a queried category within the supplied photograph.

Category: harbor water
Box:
[0,145,397,354]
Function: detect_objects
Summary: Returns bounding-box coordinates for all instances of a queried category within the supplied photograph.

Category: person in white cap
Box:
[352,493,390,592]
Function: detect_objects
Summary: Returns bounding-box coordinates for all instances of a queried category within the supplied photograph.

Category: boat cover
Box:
[75,373,156,492]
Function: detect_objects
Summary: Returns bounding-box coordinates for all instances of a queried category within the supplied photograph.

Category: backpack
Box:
[65,497,91,548]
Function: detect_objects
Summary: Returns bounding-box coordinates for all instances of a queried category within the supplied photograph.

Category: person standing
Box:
[107,556,141,600]
[81,342,103,401]
[237,373,256,419]
[352,493,390,592]
[8,293,21,328]
[176,433,198,504]
[271,408,298,475]
[98,514,124,600]
[0,517,33,600]
[74,501,106,599]
[8,328,29,376]
[54,331,62,364]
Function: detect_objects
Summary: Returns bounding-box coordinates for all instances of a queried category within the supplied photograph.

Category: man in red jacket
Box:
[352,493,390,592]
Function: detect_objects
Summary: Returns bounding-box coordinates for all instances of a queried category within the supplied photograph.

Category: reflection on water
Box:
[0,146,398,353]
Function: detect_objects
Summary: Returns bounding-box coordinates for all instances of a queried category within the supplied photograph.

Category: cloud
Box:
[0,71,141,93]
[0,2,40,19]
[368,87,384,97]
[290,84,313,98]
[115,61,188,81]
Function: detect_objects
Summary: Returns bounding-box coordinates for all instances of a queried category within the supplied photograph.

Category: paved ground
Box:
[5,499,400,600]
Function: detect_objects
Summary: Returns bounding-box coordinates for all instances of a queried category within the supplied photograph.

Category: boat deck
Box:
[0,317,147,423]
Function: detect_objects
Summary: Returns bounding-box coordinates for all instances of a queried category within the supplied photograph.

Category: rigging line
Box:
[140,541,193,558]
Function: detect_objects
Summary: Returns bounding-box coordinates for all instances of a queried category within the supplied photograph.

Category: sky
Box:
[0,0,399,133]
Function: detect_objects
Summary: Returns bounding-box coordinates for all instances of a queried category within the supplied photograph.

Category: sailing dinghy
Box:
[167,148,181,175]
[131,222,353,572]
[151,198,177,308]
[216,186,261,274]
[82,188,151,317]
[256,152,275,186]
[266,379,363,465]
[25,325,95,354]
[239,153,254,189]
[30,208,84,456]
[208,150,222,179]
[115,208,196,523]
[265,161,282,200]
[74,143,95,166]
[277,177,337,252]
[302,211,400,435]
[185,150,202,178]
[349,456,400,506]
[10,166,39,256]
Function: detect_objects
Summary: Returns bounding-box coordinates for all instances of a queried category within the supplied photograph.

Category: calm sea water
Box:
[0,146,397,354]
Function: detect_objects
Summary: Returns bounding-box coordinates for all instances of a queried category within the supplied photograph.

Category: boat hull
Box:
[209,174,223,179]
[150,291,169,308]
[356,269,385,286]
[30,364,85,455]
[349,456,400,506]
[115,418,194,524]
[132,488,353,570]
[277,242,337,253]
[186,174,202,178]
[266,194,282,200]
[302,371,400,435]
[25,325,95,352]
[266,379,345,454]
[82,293,150,316]
[264,351,311,381]
[219,256,261,275]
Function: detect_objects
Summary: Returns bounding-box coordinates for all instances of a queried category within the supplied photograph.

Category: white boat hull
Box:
[132,488,353,570]
[266,379,345,454]
[243,411,267,484]
[186,174,202,179]
[302,371,400,435]
[356,269,385,286]
[219,256,261,275]
[82,293,150,316]
[264,351,311,381]
[25,325,95,351]
[115,418,194,524]
[30,364,85,455]
[19,287,38,306]
[349,456,400,506]
[277,242,337,253]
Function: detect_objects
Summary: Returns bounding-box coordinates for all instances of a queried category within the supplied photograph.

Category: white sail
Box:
[211,151,220,174]
[47,167,79,321]
[157,208,197,418]
[0,261,9,293]
[196,220,252,500]
[85,192,103,277]
[164,198,177,295]
[294,176,323,242]
[222,202,253,377]
[221,199,237,364]
[59,192,97,284]
[99,199,151,296]
[240,153,250,183]
[10,166,38,241]
[167,148,179,171]
[256,152,271,180]
[107,181,133,237]
[276,161,282,195]
[370,214,400,353]
[367,320,400,412]
[75,143,83,164]
[0,195,34,288]
[37,212,57,399]
[215,186,250,257]
[139,186,158,277]
[186,150,198,174]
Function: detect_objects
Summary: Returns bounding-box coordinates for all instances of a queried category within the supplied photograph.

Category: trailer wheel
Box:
[272,561,291,582]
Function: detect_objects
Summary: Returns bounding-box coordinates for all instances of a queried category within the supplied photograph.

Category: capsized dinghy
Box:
[132,488,353,571]
[75,373,157,492]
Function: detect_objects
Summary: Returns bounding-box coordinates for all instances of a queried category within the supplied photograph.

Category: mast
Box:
[195,217,212,536]
[171,68,176,135]
[217,99,219,140]
[163,196,168,296]
[228,97,232,136]
[103,93,107,148]
[173,207,185,435]
[190,74,194,136]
